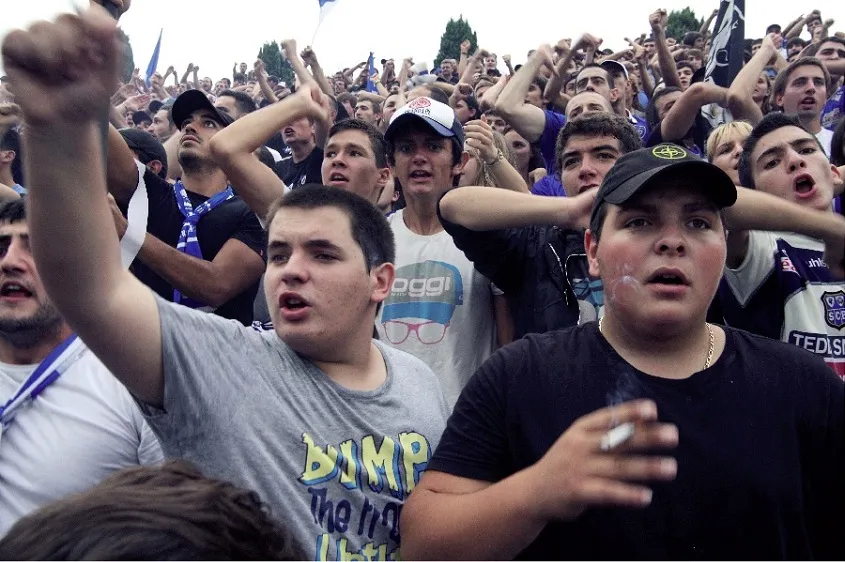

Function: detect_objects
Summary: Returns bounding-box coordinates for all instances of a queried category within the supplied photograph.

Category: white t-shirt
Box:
[376,210,496,408]
[815,128,833,158]
[0,346,163,534]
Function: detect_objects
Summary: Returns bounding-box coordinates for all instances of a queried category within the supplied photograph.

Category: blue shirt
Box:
[12,183,26,195]
[530,174,565,197]
[539,110,567,172]
[821,84,845,131]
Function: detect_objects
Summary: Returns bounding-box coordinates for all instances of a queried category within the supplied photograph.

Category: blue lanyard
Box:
[0,334,80,429]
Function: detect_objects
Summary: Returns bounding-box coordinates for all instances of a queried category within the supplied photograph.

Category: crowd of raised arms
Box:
[0,0,842,559]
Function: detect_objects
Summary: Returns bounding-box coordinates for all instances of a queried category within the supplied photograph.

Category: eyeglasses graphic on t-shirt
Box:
[382,320,449,345]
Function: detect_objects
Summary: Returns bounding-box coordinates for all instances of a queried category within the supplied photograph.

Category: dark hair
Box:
[682,31,703,46]
[646,86,682,130]
[576,63,611,87]
[411,85,450,105]
[232,72,247,84]
[160,101,176,128]
[0,198,26,224]
[765,24,782,34]
[337,92,357,109]
[786,37,807,49]
[686,48,704,60]
[0,128,23,186]
[265,185,395,270]
[555,113,642,179]
[751,38,764,46]
[531,76,549,92]
[256,146,276,169]
[218,89,258,116]
[818,36,845,50]
[386,120,464,172]
[738,113,817,188]
[830,117,845,167]
[771,57,831,106]
[358,98,382,114]
[676,61,695,73]
[328,119,388,168]
[0,460,298,560]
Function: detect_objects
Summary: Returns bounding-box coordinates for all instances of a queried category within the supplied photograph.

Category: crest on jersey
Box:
[821,290,845,329]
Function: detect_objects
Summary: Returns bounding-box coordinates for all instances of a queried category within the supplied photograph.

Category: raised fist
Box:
[460,40,471,55]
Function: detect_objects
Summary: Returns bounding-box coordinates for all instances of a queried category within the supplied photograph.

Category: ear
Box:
[774,92,784,109]
[149,160,164,176]
[609,87,620,104]
[585,229,601,278]
[376,167,390,189]
[452,150,470,178]
[0,150,14,165]
[831,164,843,197]
[370,262,395,304]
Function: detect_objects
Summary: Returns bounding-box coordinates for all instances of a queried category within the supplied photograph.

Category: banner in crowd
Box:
[704,0,746,87]
[144,28,163,87]
[365,52,378,93]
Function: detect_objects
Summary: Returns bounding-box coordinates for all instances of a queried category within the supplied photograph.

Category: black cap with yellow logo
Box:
[590,143,737,227]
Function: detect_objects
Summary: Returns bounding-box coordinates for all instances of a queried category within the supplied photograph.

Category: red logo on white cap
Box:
[408,98,432,109]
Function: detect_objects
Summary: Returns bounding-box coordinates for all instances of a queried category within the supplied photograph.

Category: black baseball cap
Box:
[171,89,233,130]
[148,100,164,114]
[131,110,152,125]
[590,144,736,227]
[119,128,168,178]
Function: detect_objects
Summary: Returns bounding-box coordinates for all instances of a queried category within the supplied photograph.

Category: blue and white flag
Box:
[144,28,163,87]
[318,0,338,25]
[704,0,745,88]
[365,52,378,93]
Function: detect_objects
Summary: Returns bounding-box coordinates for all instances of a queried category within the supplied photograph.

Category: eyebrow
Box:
[619,201,718,214]
[561,144,618,160]
[268,239,344,253]
[0,233,27,244]
[756,137,817,164]
[325,141,371,154]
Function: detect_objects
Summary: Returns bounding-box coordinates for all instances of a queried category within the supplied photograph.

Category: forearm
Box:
[638,59,655,97]
[700,14,716,35]
[480,76,507,111]
[458,52,469,76]
[489,158,530,193]
[287,53,317,88]
[726,46,772,125]
[401,469,547,560]
[783,15,805,38]
[440,186,571,230]
[136,233,229,307]
[190,71,200,90]
[654,31,681,89]
[211,93,311,156]
[25,122,124,317]
[661,83,723,140]
[257,75,278,103]
[785,17,810,39]
[179,68,190,85]
[543,53,572,103]
[109,103,128,128]
[358,91,386,104]
[310,62,334,96]
[823,59,845,77]
[375,80,389,97]
[496,54,541,115]
[505,60,515,76]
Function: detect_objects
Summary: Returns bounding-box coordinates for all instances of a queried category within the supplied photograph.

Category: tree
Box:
[666,7,704,41]
[434,15,478,69]
[117,28,135,84]
[257,41,295,87]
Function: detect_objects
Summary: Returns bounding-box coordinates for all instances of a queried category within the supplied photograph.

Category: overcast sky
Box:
[2,0,842,82]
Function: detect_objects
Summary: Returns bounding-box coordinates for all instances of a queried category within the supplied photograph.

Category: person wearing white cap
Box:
[380,97,497,409]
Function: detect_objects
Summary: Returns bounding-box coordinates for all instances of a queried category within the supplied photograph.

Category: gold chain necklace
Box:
[598,317,715,370]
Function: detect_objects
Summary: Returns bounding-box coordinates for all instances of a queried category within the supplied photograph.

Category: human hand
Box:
[502,54,512,65]
[649,9,668,32]
[528,168,547,184]
[301,46,318,67]
[254,59,265,75]
[123,93,151,112]
[0,103,22,129]
[1,5,120,126]
[530,399,678,521]
[460,40,471,55]
[464,119,497,164]
[88,0,131,17]
[533,44,559,76]
[281,39,297,57]
[107,193,128,238]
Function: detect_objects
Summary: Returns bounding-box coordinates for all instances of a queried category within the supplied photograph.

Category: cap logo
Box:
[652,145,687,160]
[408,98,431,109]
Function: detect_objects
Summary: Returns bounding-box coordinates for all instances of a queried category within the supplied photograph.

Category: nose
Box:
[329,152,347,168]
[278,252,310,285]
[655,226,687,257]
[578,156,598,179]
[784,147,807,172]
[0,239,28,274]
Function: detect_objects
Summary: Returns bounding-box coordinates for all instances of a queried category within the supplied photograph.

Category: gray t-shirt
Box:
[140,296,449,560]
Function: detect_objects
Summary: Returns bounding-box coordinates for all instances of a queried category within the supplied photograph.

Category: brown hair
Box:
[0,460,299,560]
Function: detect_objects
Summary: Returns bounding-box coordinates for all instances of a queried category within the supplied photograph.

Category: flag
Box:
[318,0,338,25]
[365,52,378,93]
[144,28,163,87]
[704,0,745,88]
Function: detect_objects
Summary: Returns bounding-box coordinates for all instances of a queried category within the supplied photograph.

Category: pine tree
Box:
[117,28,135,84]
[257,41,295,87]
[666,7,704,41]
[434,15,478,68]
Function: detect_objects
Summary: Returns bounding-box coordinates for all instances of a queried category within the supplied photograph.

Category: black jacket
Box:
[439,207,602,339]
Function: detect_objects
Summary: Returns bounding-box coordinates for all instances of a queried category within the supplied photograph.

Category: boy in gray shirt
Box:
[5,10,449,558]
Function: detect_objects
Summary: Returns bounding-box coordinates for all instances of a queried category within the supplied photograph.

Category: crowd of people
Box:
[0,0,843,559]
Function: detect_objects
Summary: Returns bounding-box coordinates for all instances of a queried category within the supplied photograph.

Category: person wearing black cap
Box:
[130,110,151,130]
[104,89,266,325]
[118,128,168,179]
[401,145,844,560]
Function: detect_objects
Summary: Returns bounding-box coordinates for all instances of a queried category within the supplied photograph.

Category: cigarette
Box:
[600,422,635,451]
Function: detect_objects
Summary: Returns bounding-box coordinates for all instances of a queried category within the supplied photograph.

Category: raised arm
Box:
[439,185,595,231]
[300,46,334,97]
[208,85,331,220]
[495,44,556,143]
[457,40,471,76]
[700,8,718,36]
[783,13,810,39]
[479,75,508,112]
[726,34,778,125]
[650,9,682,89]
[281,39,318,90]
[3,5,164,405]
[254,59,278,104]
[660,81,727,141]
[464,120,530,193]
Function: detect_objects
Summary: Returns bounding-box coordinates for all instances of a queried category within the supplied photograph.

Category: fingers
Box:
[589,454,677,481]
[577,399,659,431]
[574,477,654,507]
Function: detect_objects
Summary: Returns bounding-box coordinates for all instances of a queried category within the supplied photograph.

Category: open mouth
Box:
[0,282,33,298]
[646,269,689,286]
[579,184,599,194]
[794,174,816,196]
[409,170,432,180]
[328,173,348,183]
[283,128,295,137]
[798,97,817,108]
[279,293,311,311]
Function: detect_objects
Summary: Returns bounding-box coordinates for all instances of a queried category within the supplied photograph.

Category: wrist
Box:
[484,149,504,167]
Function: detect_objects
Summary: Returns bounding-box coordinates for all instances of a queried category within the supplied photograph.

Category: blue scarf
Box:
[172,180,234,307]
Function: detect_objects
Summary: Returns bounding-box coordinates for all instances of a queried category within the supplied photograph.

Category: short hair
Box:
[786,37,807,50]
[555,113,642,179]
[818,36,845,51]
[738,113,816,188]
[686,48,704,60]
[646,86,682,130]
[160,101,176,128]
[0,129,23,186]
[682,31,703,46]
[576,63,611,85]
[265,185,395,270]
[531,76,548,92]
[337,92,357,109]
[256,146,276,169]
[676,61,695,73]
[358,99,382,114]
[386,120,464,171]
[771,57,831,106]
[0,198,26,224]
[831,117,845,167]
[232,72,247,83]
[751,38,764,46]
[766,24,782,34]
[328,119,388,168]
[705,121,753,162]
[413,85,450,105]
[218,89,258,115]
[0,460,298,560]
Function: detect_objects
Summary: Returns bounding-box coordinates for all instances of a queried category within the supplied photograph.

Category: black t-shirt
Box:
[429,324,844,560]
[128,170,266,325]
[273,147,324,189]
